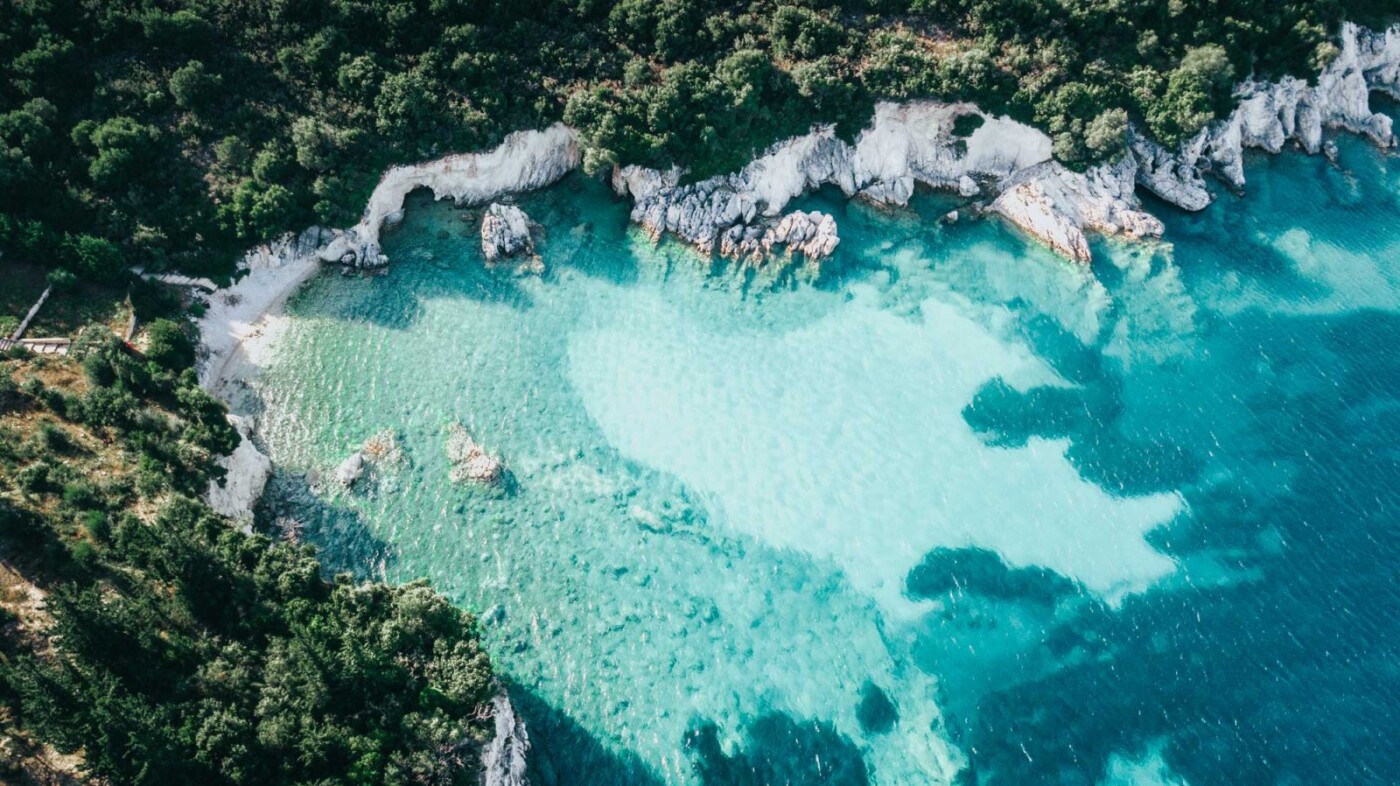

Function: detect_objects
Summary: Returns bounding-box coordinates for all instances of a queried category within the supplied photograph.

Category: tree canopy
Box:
[0,0,1391,286]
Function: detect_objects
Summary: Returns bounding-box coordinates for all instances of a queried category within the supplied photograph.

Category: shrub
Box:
[61,481,101,511]
[46,267,78,290]
[81,510,110,542]
[144,318,195,371]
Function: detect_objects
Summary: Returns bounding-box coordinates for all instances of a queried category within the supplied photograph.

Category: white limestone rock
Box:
[446,422,503,485]
[348,125,580,267]
[1134,22,1400,210]
[480,203,540,272]
[334,452,365,487]
[206,414,272,525]
[718,210,841,269]
[990,159,1163,264]
[616,102,1055,260]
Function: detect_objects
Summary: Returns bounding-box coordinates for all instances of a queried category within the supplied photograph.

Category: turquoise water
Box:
[248,132,1400,785]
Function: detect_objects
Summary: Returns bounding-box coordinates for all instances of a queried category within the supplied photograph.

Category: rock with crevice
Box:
[718,210,841,270]
[206,414,272,524]
[481,693,531,786]
[990,158,1163,264]
[481,203,543,274]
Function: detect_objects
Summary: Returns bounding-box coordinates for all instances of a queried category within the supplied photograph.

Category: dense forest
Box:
[0,332,499,784]
[2,0,1397,286]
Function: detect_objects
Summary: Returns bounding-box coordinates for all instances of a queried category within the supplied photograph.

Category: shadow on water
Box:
[512,681,874,786]
[933,307,1400,785]
[905,547,1081,609]
[685,712,870,786]
[509,686,665,786]
[257,470,397,580]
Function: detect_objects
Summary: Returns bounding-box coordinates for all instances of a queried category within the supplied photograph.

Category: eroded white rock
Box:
[206,414,272,525]
[349,125,579,267]
[334,452,365,487]
[1134,22,1400,209]
[446,422,503,485]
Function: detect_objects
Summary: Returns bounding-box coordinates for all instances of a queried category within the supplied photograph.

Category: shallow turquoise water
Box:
[249,131,1400,785]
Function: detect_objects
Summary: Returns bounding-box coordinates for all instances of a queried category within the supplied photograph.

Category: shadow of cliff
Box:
[685,711,870,786]
[508,686,665,786]
[256,470,398,580]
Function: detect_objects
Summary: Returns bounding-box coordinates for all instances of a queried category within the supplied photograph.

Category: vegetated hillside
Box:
[2,0,1395,290]
[0,330,498,785]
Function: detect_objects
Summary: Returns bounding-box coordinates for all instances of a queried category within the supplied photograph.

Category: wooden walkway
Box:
[0,337,71,355]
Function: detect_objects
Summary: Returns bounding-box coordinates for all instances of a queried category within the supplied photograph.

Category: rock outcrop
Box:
[717,210,841,270]
[481,203,542,273]
[206,414,272,526]
[989,159,1164,263]
[1132,22,1400,210]
[481,694,531,786]
[614,101,1156,264]
[446,423,503,485]
[330,125,580,268]
[612,23,1400,264]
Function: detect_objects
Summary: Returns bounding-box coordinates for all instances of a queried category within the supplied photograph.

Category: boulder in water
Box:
[334,451,366,487]
[446,422,503,485]
[481,203,541,273]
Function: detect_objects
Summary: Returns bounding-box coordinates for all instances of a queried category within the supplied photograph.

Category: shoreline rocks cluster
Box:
[718,210,840,271]
[1132,22,1399,212]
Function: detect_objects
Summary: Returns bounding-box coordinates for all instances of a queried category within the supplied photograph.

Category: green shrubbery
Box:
[1,0,1387,286]
[0,339,499,784]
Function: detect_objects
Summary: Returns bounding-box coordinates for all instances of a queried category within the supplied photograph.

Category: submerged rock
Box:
[334,451,365,487]
[446,422,503,485]
[481,203,542,273]
[360,429,403,464]
[857,681,899,735]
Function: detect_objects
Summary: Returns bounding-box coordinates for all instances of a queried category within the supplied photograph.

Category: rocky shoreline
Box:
[197,10,1400,646]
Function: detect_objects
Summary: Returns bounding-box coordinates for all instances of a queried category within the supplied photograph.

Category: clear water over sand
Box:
[246,128,1400,785]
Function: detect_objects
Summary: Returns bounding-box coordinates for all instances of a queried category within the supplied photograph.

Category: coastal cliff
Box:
[1133,22,1400,210]
[611,102,1163,265]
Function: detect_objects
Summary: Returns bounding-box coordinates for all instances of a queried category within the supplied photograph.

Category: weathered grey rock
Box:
[480,203,542,273]
[206,414,271,525]
[1133,22,1400,210]
[481,694,531,786]
[718,210,840,268]
[481,204,535,261]
[334,452,365,487]
[990,158,1163,264]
